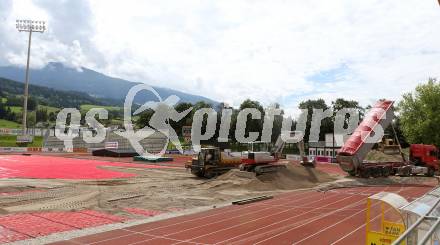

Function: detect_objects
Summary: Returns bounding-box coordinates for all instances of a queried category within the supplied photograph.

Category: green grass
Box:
[9,108,36,120]
[1,98,6,103]
[0,135,43,147]
[6,105,59,114]
[80,104,121,112]
[110,119,123,125]
[39,105,60,113]
[0,119,21,128]
[9,106,22,113]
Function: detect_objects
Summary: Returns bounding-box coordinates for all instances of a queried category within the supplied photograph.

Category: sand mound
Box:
[204,164,336,191]
[365,150,404,162]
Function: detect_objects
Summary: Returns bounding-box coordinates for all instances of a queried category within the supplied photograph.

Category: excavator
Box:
[377,134,401,155]
[240,131,314,174]
[188,131,314,178]
[187,147,242,178]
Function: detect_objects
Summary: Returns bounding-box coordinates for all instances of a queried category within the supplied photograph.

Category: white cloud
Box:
[1,0,440,117]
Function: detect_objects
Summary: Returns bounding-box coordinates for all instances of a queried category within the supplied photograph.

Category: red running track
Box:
[45,153,192,168]
[0,210,127,243]
[0,155,177,179]
[52,181,436,245]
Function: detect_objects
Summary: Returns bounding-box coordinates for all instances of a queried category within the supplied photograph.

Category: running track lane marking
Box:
[329,204,394,245]
[86,190,316,245]
[259,184,425,245]
[170,187,374,245]
[226,187,376,245]
[124,191,358,245]
[156,191,333,236]
[254,185,411,244]
[106,191,350,245]
[117,191,338,245]
[88,184,432,245]
[330,184,436,245]
[295,185,405,244]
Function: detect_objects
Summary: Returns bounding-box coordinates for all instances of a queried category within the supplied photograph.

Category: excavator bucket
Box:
[378,137,401,155]
[383,145,401,155]
[300,157,316,168]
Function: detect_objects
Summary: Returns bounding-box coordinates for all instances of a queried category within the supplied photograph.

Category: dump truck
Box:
[336,99,439,178]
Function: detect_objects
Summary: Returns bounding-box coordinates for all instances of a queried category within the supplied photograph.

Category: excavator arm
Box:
[271,131,314,167]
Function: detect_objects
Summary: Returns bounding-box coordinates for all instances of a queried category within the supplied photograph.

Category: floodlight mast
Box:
[15,20,46,135]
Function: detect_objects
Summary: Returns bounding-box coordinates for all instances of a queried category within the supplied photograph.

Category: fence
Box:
[0,128,51,136]
[392,186,440,245]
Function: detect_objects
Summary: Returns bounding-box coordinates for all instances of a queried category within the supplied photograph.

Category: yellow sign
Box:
[366,197,406,245]
[367,232,405,245]
[383,221,405,237]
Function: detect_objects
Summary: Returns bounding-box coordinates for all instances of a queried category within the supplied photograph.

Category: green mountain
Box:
[0,62,217,105]
[0,77,108,109]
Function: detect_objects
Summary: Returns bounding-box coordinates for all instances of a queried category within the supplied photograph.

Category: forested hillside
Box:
[0,77,113,108]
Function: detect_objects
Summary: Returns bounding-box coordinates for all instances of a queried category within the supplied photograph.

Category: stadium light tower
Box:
[15,20,46,140]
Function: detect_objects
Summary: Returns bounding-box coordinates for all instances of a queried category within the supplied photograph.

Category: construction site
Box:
[0,99,438,245]
[1,1,440,244]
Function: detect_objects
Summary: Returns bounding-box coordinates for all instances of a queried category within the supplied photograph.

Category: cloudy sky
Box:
[1,0,440,116]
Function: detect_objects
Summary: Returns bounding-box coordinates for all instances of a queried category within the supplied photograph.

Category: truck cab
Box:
[410,144,439,171]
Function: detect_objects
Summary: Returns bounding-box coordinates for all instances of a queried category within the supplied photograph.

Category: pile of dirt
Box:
[365,150,404,162]
[0,162,335,217]
[204,164,336,191]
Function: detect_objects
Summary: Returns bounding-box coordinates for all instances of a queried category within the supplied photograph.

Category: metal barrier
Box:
[392,186,440,245]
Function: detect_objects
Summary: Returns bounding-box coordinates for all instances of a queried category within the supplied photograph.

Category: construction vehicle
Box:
[188,131,313,177]
[377,135,401,155]
[336,99,439,178]
[297,139,315,167]
[188,147,242,178]
[240,140,286,175]
[240,131,314,174]
[409,144,439,176]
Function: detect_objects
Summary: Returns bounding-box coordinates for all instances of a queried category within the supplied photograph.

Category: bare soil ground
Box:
[0,153,433,221]
[0,161,337,219]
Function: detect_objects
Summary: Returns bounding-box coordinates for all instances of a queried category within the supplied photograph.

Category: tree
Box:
[385,117,409,148]
[27,113,36,127]
[136,101,197,135]
[27,97,37,111]
[299,99,332,142]
[5,96,37,111]
[171,102,193,136]
[332,98,364,118]
[331,98,364,133]
[135,108,155,128]
[239,99,265,141]
[48,112,57,122]
[0,99,6,119]
[267,103,284,143]
[398,78,440,146]
[36,108,48,122]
